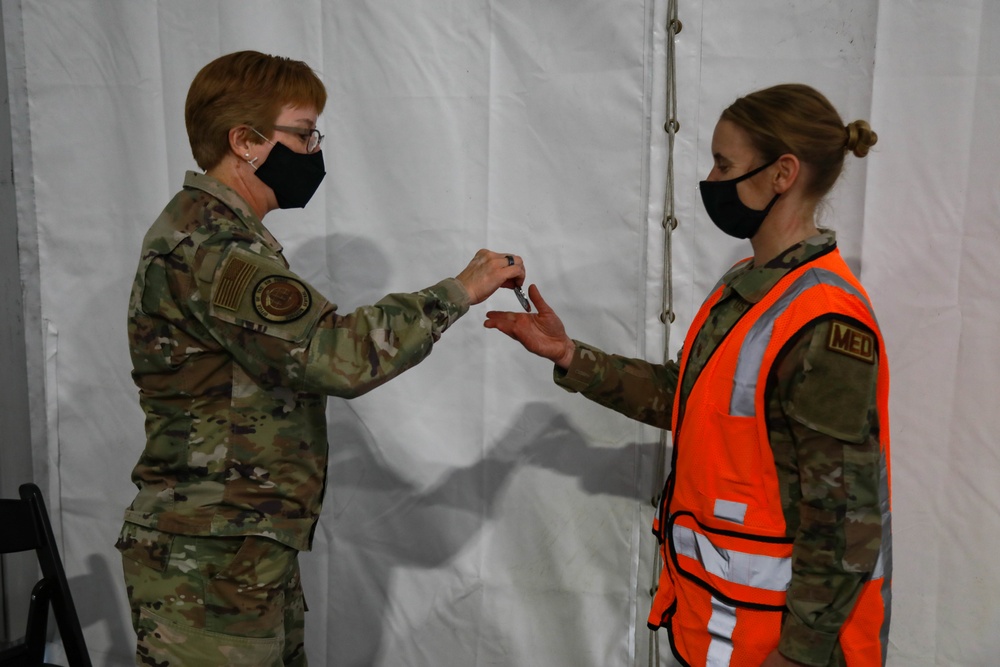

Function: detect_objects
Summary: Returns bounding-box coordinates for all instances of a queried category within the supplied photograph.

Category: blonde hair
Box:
[185,51,327,171]
[721,83,877,198]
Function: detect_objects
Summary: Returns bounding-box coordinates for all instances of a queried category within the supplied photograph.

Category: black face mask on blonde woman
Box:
[699,159,780,239]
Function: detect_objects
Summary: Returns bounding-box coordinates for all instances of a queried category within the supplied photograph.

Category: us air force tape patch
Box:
[253,276,311,323]
[826,321,876,364]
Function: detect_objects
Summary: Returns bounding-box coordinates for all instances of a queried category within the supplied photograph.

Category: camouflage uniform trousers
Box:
[117,522,306,666]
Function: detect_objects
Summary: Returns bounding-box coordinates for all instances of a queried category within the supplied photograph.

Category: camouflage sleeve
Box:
[300,278,469,397]
[771,319,882,665]
[188,240,470,397]
[553,340,678,430]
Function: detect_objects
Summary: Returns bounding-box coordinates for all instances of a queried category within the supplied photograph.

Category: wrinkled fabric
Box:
[117,522,304,666]
[124,171,470,551]
[555,231,886,665]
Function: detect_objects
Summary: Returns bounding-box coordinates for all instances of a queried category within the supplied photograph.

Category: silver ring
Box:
[505,255,515,266]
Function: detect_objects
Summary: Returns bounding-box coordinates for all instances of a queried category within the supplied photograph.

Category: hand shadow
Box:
[303,400,667,666]
[508,401,668,503]
[303,400,528,665]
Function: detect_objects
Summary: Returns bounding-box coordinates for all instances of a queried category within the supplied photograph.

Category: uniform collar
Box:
[723,229,838,304]
[182,171,283,253]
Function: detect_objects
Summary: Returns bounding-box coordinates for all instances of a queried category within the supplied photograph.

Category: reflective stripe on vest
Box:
[651,249,892,666]
[706,597,737,666]
[670,266,874,604]
[669,511,792,610]
[674,524,792,592]
[731,267,876,418]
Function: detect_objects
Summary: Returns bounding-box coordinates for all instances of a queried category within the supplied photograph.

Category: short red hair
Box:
[185,51,327,170]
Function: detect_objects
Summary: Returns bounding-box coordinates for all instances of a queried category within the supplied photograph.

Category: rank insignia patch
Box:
[253,276,312,323]
[826,321,876,364]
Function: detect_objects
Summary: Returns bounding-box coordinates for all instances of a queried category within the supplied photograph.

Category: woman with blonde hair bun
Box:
[486,83,891,667]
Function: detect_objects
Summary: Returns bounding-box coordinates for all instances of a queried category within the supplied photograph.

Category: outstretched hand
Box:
[484,284,576,369]
[455,249,526,306]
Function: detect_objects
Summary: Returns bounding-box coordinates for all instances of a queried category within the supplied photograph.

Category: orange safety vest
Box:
[648,248,892,666]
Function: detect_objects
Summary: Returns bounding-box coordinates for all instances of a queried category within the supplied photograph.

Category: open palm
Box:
[484,284,575,368]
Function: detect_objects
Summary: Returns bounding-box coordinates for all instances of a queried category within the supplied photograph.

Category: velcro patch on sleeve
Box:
[207,246,327,343]
[212,255,258,311]
[826,321,876,364]
[253,276,312,323]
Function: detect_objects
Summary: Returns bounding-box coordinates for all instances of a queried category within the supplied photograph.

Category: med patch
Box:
[826,321,876,364]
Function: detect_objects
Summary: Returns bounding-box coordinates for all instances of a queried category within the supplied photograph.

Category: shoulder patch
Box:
[253,276,312,323]
[826,321,876,364]
[212,255,258,311]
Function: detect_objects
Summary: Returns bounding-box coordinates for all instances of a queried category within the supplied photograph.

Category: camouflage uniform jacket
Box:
[555,231,883,667]
[125,171,469,551]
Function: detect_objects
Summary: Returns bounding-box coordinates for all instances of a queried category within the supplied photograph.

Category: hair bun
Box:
[845,120,878,158]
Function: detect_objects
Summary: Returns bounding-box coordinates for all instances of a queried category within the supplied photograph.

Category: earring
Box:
[244,152,251,158]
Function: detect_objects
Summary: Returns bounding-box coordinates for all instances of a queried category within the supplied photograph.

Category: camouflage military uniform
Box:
[118,171,470,666]
[555,231,882,667]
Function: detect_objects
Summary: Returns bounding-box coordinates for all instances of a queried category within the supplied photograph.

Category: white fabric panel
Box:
[11,1,656,665]
[7,0,997,665]
[864,2,1000,665]
[308,2,658,664]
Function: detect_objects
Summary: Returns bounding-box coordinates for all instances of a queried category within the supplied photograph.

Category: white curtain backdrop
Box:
[4,1,997,665]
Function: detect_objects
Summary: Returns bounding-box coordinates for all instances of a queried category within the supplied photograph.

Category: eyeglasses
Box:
[271,125,324,154]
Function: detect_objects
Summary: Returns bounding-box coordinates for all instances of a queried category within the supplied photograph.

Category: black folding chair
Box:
[0,483,91,667]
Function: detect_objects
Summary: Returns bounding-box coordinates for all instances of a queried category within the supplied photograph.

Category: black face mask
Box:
[699,159,780,239]
[253,141,326,209]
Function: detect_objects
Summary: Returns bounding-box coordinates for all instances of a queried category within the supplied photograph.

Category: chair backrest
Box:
[0,484,92,667]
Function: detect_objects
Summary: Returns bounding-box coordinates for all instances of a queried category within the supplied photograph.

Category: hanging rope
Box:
[649,1,680,665]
